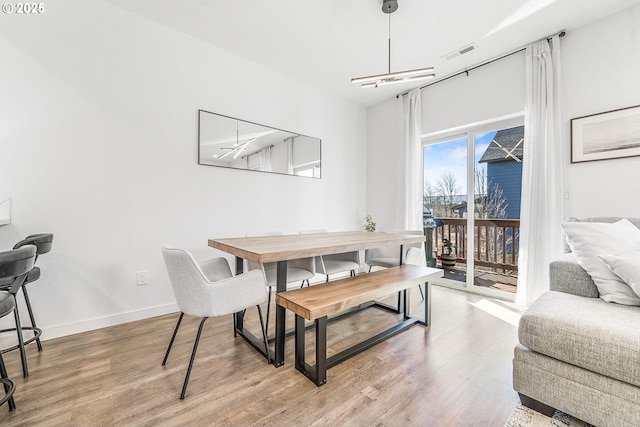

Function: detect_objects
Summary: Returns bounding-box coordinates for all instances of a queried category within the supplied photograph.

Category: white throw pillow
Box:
[562,219,640,305]
[599,250,640,298]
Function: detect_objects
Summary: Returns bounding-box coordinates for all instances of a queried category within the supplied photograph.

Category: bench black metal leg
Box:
[294,315,327,387]
[315,317,327,386]
[295,315,305,372]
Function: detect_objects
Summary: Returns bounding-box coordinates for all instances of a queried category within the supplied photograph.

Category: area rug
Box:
[504,404,595,427]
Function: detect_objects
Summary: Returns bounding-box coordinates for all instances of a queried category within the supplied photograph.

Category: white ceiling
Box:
[105,0,640,107]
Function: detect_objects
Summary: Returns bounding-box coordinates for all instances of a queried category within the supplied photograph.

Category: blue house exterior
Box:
[478,126,524,220]
[486,161,522,219]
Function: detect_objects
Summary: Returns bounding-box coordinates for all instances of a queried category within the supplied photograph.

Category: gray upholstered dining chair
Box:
[246,232,315,334]
[364,231,426,299]
[364,245,404,271]
[161,245,269,400]
[364,230,425,271]
[299,229,360,282]
[405,246,426,299]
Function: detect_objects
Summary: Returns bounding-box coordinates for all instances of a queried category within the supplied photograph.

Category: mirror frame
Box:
[197,109,322,179]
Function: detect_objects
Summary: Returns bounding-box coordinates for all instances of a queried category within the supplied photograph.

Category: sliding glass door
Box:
[423,120,523,298]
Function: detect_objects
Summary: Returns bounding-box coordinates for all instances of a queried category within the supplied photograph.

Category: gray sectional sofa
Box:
[513,217,640,427]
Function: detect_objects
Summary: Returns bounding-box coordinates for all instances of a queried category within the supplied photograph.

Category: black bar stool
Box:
[0,245,37,408]
[0,293,18,411]
[3,234,54,353]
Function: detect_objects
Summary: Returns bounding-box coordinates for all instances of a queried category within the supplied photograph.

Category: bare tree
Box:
[474,165,508,219]
[485,182,508,219]
[424,180,437,211]
[475,165,487,201]
[433,171,460,217]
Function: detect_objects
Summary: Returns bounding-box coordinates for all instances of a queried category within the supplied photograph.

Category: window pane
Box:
[424,137,467,287]
[473,125,523,293]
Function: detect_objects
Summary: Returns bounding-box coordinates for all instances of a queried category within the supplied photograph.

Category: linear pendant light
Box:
[351,0,435,88]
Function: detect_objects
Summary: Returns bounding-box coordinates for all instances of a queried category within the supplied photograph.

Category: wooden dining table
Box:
[208,231,426,367]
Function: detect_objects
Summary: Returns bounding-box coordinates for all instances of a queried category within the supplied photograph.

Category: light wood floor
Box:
[1,286,522,426]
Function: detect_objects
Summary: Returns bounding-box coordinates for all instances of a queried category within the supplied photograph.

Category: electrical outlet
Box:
[136,270,148,286]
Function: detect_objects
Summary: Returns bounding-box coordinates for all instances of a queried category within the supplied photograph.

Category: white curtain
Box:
[261,146,272,172]
[516,35,564,306]
[286,138,294,175]
[402,88,423,231]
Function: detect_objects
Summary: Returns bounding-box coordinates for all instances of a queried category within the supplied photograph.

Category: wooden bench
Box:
[275,264,442,386]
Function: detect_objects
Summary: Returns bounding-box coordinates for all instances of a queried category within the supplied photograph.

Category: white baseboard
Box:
[41,302,179,341]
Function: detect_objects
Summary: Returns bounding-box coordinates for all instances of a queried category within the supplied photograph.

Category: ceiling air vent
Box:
[442,43,478,61]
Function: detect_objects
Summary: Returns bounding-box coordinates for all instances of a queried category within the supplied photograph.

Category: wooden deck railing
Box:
[433,218,520,273]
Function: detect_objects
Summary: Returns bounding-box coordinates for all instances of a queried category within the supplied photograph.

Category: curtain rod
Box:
[242,144,274,159]
[396,29,566,98]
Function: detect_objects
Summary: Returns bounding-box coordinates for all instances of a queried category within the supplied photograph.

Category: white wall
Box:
[0,0,367,338]
[562,4,640,218]
[421,51,525,134]
[366,99,404,231]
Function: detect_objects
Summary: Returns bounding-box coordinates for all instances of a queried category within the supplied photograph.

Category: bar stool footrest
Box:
[0,378,16,410]
[0,326,42,354]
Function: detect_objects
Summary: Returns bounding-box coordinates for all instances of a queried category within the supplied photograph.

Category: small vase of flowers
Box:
[364,215,376,232]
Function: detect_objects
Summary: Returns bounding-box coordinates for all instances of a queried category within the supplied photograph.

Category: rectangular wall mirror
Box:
[198,110,322,178]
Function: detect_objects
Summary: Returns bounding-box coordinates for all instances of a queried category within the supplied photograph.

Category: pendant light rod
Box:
[351,0,435,88]
[388,12,391,74]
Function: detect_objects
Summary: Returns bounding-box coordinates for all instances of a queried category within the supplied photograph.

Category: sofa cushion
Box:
[562,219,640,305]
[549,253,599,298]
[513,344,640,427]
[519,291,640,388]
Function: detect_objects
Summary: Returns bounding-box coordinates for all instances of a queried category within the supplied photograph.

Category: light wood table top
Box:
[208,231,425,263]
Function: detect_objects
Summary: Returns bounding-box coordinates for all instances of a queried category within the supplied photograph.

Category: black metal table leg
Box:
[234,257,244,333]
[274,260,288,367]
[397,244,405,313]
[424,281,430,326]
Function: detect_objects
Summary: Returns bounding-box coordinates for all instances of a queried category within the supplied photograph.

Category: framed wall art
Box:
[571,105,640,163]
